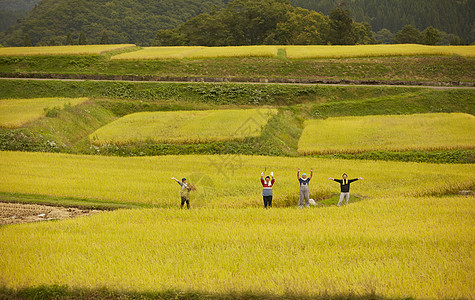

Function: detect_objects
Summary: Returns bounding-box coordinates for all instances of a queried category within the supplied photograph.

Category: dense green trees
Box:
[0,0,226,46]
[290,0,474,43]
[393,25,423,44]
[155,0,375,46]
[0,0,471,46]
[328,5,354,45]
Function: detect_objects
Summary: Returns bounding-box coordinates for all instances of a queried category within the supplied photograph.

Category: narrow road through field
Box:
[1,77,474,90]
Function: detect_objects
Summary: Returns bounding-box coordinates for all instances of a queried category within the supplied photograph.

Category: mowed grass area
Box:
[0,97,89,128]
[0,44,136,56]
[1,151,474,208]
[112,46,279,60]
[298,113,475,155]
[89,109,277,145]
[284,44,475,59]
[0,196,473,299]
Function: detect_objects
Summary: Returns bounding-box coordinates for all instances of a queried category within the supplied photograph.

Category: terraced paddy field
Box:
[89,108,277,145]
[0,97,88,128]
[298,113,475,155]
[0,44,136,56]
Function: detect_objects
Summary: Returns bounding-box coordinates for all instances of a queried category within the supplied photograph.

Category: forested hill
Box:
[0,0,38,10]
[0,0,473,46]
[0,0,226,46]
[0,0,40,33]
[291,0,474,42]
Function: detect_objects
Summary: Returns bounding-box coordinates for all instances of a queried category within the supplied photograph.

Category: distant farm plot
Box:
[298,113,475,155]
[284,44,475,59]
[112,46,279,60]
[0,97,88,128]
[90,108,277,145]
[110,45,475,60]
[0,44,136,56]
[111,46,204,60]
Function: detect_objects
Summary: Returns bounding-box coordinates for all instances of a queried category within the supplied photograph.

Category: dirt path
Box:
[0,202,102,225]
[1,77,474,90]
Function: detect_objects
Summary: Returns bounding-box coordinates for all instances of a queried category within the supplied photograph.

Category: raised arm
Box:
[171,177,181,184]
[328,177,334,181]
[309,168,313,180]
[297,168,300,179]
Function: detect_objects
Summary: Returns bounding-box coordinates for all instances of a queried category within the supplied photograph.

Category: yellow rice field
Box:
[111,45,279,60]
[0,194,473,298]
[284,44,475,59]
[0,97,89,128]
[298,113,475,155]
[0,151,473,298]
[0,151,473,208]
[89,108,277,145]
[111,44,475,60]
[0,44,136,56]
[111,46,204,60]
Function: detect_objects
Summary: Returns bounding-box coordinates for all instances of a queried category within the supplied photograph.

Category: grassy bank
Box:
[1,55,474,84]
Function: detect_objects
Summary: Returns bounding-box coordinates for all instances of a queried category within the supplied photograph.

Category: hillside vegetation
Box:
[1,0,473,46]
[0,0,225,46]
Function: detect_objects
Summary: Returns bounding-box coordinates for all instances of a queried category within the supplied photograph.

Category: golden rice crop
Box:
[0,97,89,128]
[0,44,136,56]
[184,46,279,59]
[0,195,473,298]
[89,108,277,145]
[111,46,204,60]
[284,44,475,59]
[0,151,473,208]
[111,46,279,60]
[298,113,475,155]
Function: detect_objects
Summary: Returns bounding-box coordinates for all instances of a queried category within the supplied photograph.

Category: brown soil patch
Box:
[0,202,102,225]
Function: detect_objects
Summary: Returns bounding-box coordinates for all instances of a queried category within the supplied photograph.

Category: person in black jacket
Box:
[328,173,363,206]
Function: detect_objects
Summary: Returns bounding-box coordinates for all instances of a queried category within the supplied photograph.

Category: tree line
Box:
[1,0,471,47]
[153,0,466,47]
[290,0,474,43]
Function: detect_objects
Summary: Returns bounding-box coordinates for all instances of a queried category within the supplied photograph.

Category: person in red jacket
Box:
[260,171,275,208]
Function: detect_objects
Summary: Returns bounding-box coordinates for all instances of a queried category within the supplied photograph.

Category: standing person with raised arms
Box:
[328,173,363,206]
[260,171,275,208]
[171,176,194,209]
[297,168,313,208]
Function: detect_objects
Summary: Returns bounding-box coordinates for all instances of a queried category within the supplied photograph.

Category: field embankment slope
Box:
[0,45,474,86]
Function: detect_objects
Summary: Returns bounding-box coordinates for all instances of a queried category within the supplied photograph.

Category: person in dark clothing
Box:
[328,173,363,206]
[172,176,192,209]
[260,172,275,208]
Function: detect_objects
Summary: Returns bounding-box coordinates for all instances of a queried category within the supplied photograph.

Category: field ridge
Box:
[1,73,474,87]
